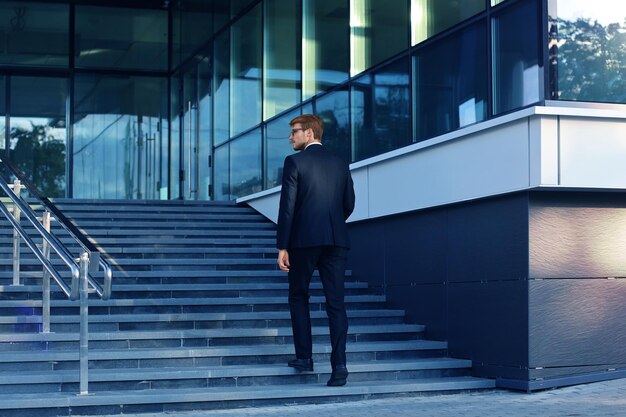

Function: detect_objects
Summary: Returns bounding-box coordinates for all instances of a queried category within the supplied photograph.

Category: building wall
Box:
[527,192,626,388]
[239,105,626,389]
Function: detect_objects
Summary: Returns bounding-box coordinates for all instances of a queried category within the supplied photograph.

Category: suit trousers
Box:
[287,246,348,368]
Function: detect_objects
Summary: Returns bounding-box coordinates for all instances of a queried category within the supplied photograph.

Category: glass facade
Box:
[264,0,301,120]
[303,0,350,99]
[73,75,167,199]
[411,0,484,45]
[351,0,409,76]
[0,2,68,67]
[352,58,411,161]
[548,0,626,103]
[265,110,298,189]
[230,3,262,136]
[75,6,168,71]
[0,0,621,201]
[414,22,488,140]
[492,0,541,114]
[10,76,67,197]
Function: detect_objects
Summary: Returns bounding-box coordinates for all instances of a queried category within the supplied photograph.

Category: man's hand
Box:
[277,249,290,272]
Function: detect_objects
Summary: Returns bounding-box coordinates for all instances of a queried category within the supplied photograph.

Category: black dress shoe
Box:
[288,358,314,372]
[327,365,348,386]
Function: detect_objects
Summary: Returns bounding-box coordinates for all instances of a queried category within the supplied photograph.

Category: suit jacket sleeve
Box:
[276,156,298,249]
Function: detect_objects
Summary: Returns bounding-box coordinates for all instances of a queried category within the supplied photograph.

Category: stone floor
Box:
[101,377,626,417]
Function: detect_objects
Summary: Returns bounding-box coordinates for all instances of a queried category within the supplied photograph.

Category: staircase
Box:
[0,199,494,416]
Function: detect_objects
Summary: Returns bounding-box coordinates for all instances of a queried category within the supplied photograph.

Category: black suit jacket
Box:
[276,144,355,250]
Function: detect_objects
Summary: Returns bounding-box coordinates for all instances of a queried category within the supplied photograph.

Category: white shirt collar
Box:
[304,142,322,149]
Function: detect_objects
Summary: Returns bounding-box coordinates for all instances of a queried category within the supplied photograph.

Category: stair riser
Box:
[4,315,404,333]
[0,288,371,301]
[0,387,496,417]
[58,317,404,333]
[39,302,385,316]
[0,349,448,372]
[0,368,470,394]
[0,200,489,416]
[0,332,423,352]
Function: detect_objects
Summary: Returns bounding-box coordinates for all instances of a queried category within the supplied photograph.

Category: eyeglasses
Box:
[290,128,306,136]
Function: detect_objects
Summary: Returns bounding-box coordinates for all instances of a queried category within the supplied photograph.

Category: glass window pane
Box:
[0,76,5,150]
[198,56,213,200]
[413,22,488,141]
[75,6,168,71]
[230,3,262,136]
[411,0,484,45]
[492,0,541,114]
[73,75,168,199]
[214,30,230,146]
[230,129,262,198]
[0,2,68,67]
[264,0,301,120]
[9,77,67,197]
[303,0,350,99]
[265,109,299,189]
[351,58,411,161]
[314,89,350,162]
[231,0,256,18]
[351,0,409,76]
[213,143,230,200]
[549,0,626,103]
[172,0,216,69]
[170,76,181,199]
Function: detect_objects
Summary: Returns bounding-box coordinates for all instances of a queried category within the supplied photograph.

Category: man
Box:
[276,114,355,387]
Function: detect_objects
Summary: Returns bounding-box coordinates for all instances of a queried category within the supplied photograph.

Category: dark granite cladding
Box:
[529,278,626,367]
[448,280,528,368]
[348,190,626,388]
[529,193,626,279]
[447,195,529,283]
[348,192,530,342]
[386,283,447,341]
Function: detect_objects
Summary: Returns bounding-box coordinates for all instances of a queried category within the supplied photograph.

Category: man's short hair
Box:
[289,114,324,141]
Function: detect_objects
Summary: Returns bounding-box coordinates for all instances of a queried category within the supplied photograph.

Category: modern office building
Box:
[0,0,624,391]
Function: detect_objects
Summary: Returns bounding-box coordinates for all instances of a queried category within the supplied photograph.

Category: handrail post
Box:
[78,252,90,395]
[11,179,22,286]
[42,210,52,333]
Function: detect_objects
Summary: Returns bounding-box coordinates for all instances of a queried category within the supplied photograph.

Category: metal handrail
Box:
[0,157,114,395]
[0,200,73,298]
[0,155,112,299]
[0,178,82,298]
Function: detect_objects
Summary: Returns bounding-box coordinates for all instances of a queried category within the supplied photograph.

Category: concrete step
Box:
[0,358,473,393]
[0,323,425,350]
[0,376,495,416]
[0,281,372,300]
[0,309,407,332]
[0,198,493,414]
[0,294,383,308]
[0,340,449,371]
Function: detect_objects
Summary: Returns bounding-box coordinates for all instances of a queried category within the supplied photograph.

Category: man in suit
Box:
[276,114,355,387]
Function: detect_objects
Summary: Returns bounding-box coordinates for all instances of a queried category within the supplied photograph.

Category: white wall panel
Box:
[349,167,369,221]
[529,116,559,186]
[559,117,626,188]
[239,106,626,224]
[366,120,530,218]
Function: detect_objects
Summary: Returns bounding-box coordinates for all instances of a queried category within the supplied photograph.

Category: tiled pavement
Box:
[102,377,626,417]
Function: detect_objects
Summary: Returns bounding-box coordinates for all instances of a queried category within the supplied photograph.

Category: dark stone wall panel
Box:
[447,193,529,283]
[448,280,528,368]
[530,193,626,278]
[386,283,447,341]
[347,221,387,290]
[529,278,626,367]
[383,210,448,285]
